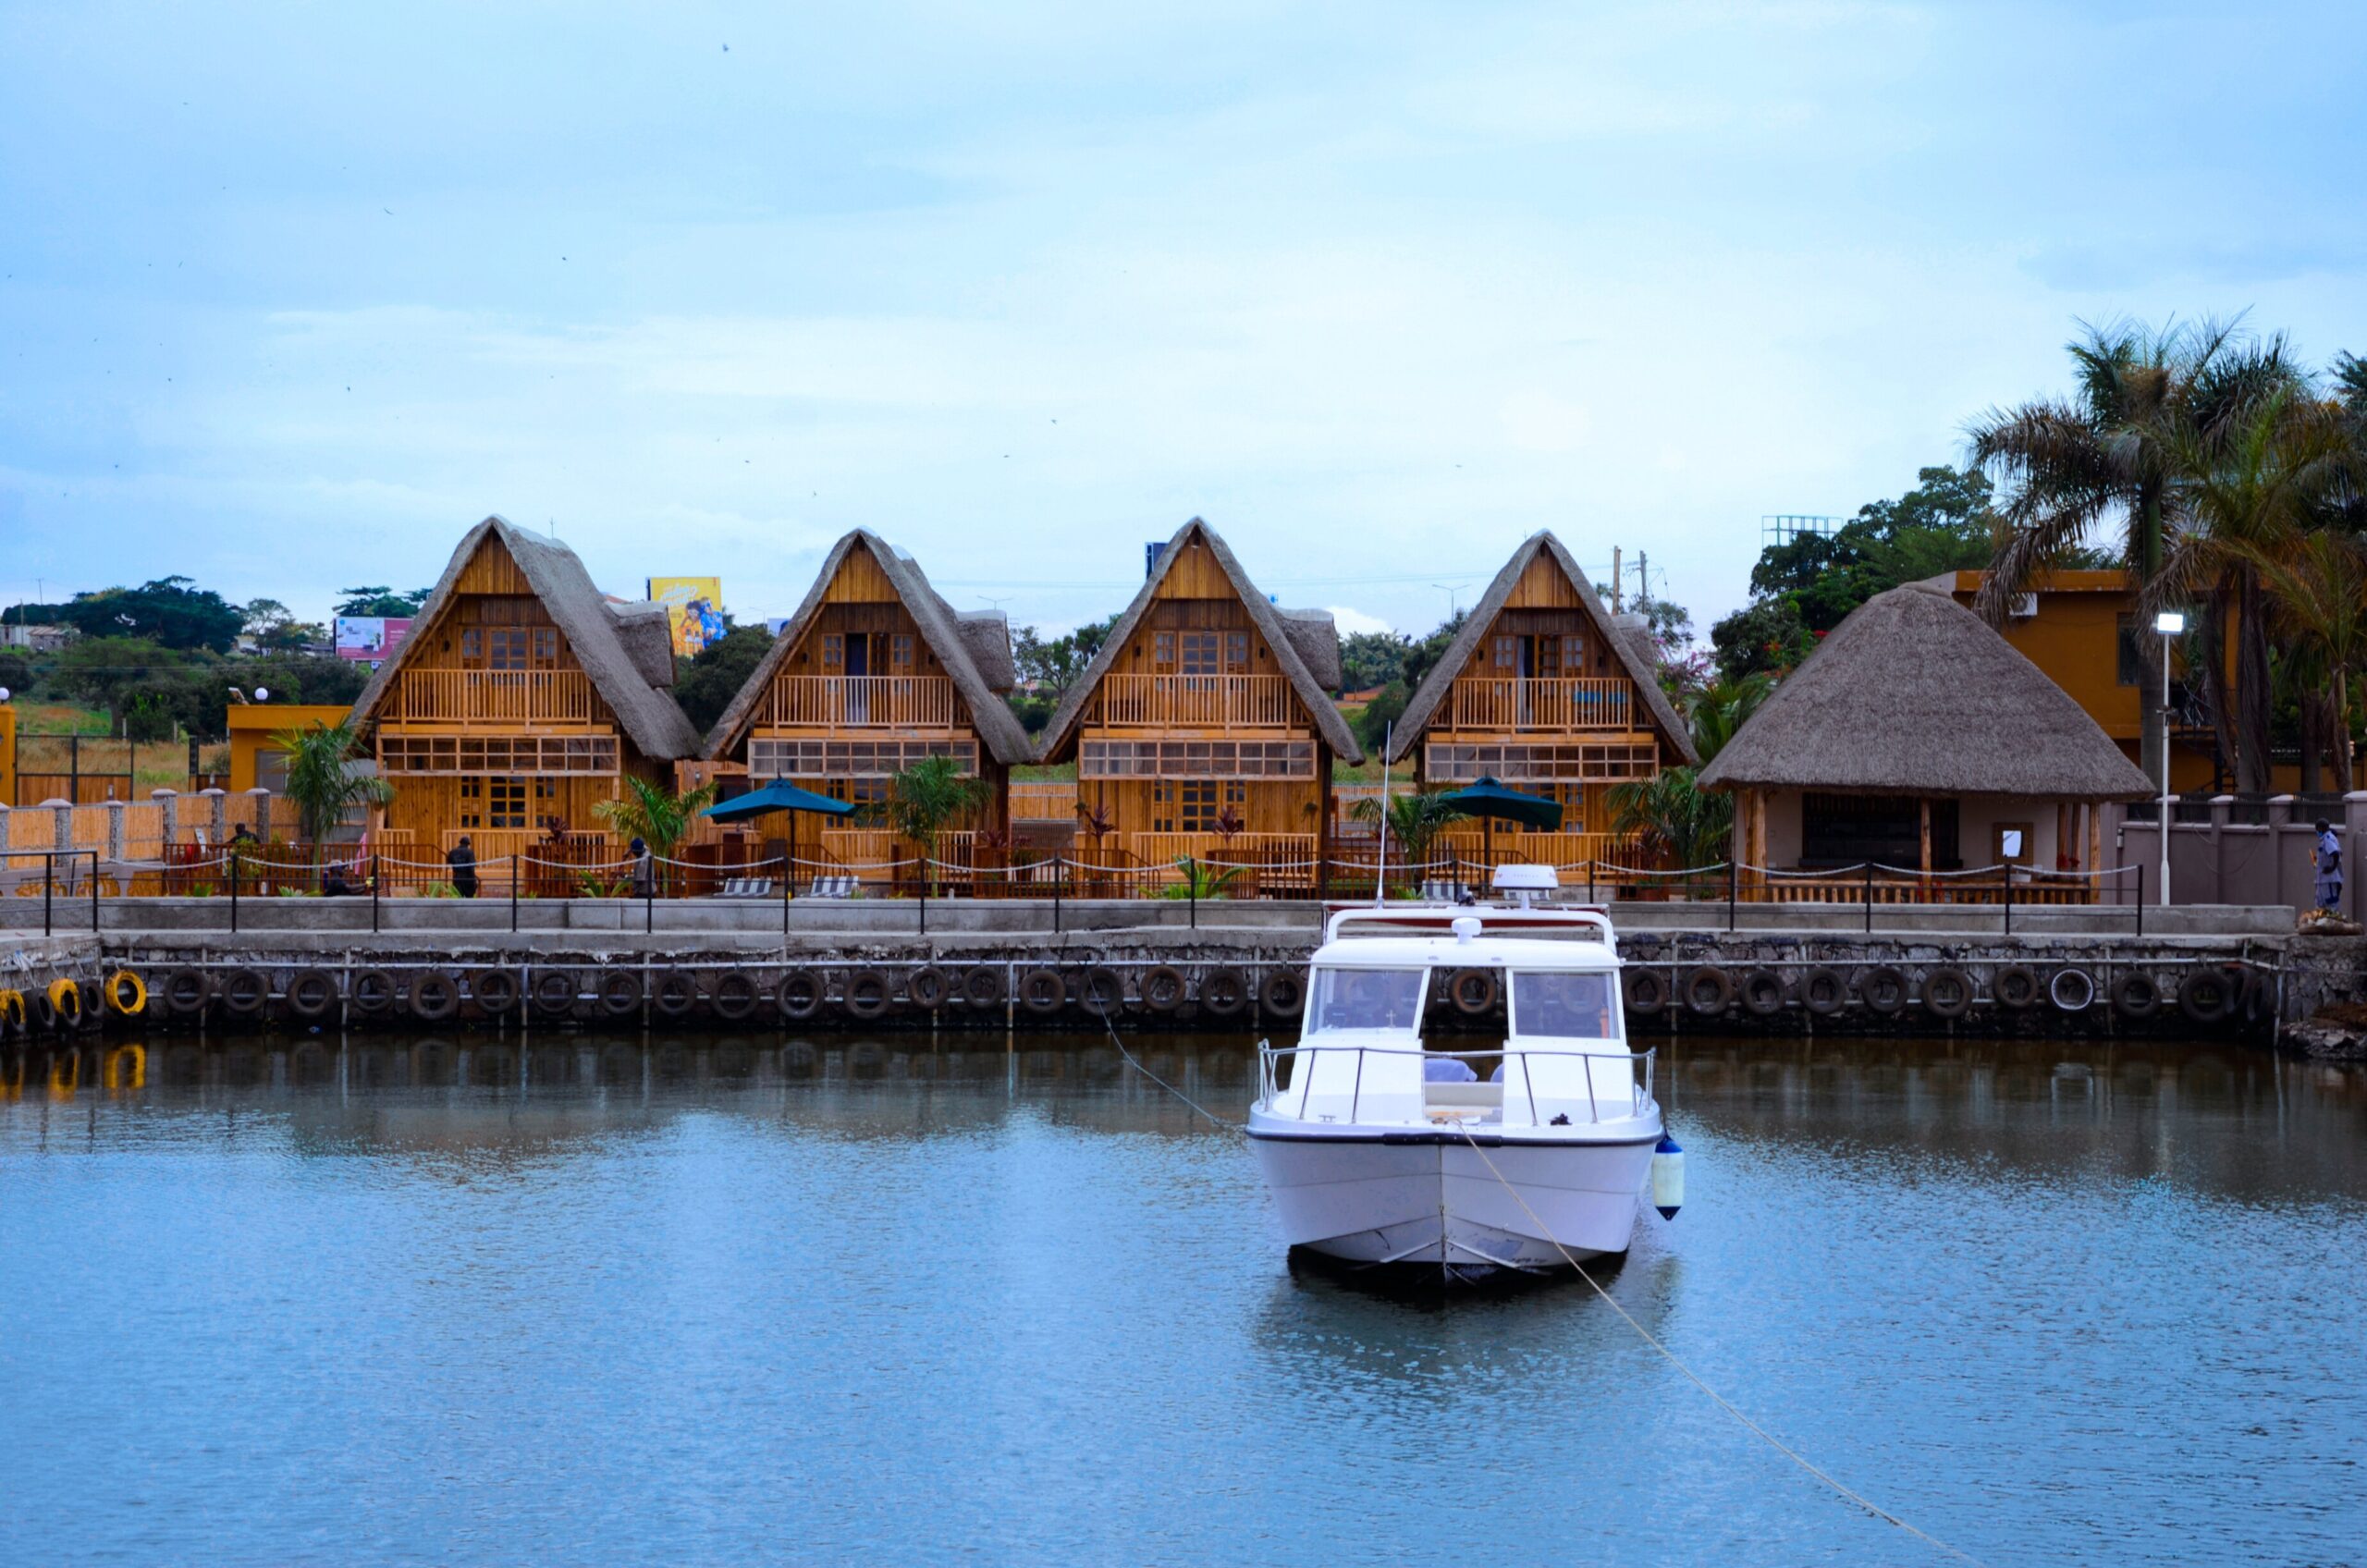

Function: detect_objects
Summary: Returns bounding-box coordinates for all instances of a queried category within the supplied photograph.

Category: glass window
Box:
[1154,631,1175,668]
[460,628,482,662]
[1308,967,1428,1032]
[1510,971,1615,1038]
[822,633,844,671]
[892,633,914,669]
[488,629,530,671]
[1181,631,1219,674]
[1226,631,1248,671]
[533,627,558,665]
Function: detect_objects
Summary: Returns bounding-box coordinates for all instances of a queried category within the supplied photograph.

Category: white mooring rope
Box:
[1448,1122,1988,1566]
[1096,1015,1983,1565]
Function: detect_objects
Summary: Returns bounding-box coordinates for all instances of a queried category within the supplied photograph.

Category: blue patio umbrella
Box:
[701,780,857,824]
[1437,776,1561,871]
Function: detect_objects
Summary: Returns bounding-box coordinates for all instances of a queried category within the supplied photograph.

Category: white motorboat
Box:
[1248,869,1674,1276]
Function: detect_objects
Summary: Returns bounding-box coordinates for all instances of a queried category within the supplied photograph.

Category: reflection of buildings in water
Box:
[25,1034,1262,1158]
[1662,1037,2367,1206]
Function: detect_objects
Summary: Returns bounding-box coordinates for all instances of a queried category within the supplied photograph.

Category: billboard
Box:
[648,576,726,657]
[334,616,412,665]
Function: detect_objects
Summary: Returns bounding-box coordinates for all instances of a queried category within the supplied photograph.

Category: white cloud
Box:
[1327,606,1394,638]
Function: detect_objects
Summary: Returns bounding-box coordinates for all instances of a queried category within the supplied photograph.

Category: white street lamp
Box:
[2154,611,2185,905]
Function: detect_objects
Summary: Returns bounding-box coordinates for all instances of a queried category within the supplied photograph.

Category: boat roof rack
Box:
[1320,904,1614,947]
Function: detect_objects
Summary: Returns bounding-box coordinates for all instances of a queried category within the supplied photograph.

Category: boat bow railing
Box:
[1257,1040,1654,1128]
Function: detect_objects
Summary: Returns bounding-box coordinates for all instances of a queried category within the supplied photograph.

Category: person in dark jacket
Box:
[629,836,654,899]
[448,835,480,899]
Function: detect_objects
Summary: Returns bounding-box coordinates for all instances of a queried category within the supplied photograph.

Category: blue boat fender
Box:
[1650,1133,1685,1220]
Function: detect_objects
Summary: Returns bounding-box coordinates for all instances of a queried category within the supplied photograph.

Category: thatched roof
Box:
[1385,532,1698,766]
[1697,583,2156,801]
[1036,518,1363,763]
[704,531,1032,766]
[351,517,704,761]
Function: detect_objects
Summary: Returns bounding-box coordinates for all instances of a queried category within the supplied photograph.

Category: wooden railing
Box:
[1438,829,1652,872]
[761,677,958,729]
[389,669,600,725]
[1441,678,1633,733]
[1092,674,1295,729]
[1112,831,1318,869]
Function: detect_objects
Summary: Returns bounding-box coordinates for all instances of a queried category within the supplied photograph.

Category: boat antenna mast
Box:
[1376,721,1391,906]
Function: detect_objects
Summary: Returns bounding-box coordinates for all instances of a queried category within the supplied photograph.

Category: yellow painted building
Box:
[226,703,356,792]
[1930,570,2296,795]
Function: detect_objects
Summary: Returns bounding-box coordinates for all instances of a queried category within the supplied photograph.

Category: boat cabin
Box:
[1266,906,1642,1129]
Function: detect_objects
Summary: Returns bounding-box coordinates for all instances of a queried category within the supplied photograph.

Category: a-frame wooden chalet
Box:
[351,516,705,867]
[1036,518,1361,883]
[704,530,1028,872]
[1387,531,1698,871]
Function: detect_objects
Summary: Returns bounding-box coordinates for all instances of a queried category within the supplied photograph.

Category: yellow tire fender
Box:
[105,970,147,1016]
[47,977,83,1022]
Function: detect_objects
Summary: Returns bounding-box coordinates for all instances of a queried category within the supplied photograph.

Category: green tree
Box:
[1966,316,2288,783]
[273,717,396,862]
[2150,376,2361,791]
[52,636,193,729]
[1708,597,1815,682]
[1011,615,1119,696]
[56,576,243,653]
[872,755,991,893]
[592,777,720,888]
[335,586,433,617]
[1606,769,1731,876]
[1339,630,1411,691]
[1398,610,1467,694]
[1350,790,1468,865]
[672,622,774,735]
[1354,680,1408,756]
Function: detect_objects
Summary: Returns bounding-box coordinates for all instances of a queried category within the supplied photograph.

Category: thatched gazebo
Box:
[1697,584,2154,896]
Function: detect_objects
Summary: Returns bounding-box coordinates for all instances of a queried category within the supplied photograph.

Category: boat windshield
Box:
[1306,967,1427,1033]
[1508,970,1617,1039]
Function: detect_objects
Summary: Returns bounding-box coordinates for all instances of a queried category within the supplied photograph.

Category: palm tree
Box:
[1966,316,2272,783]
[2148,380,2360,790]
[2254,535,2366,790]
[1350,790,1467,866]
[272,717,395,866]
[874,755,990,893]
[592,776,719,889]
[1163,859,1245,900]
[1606,769,1730,876]
[1686,673,1772,766]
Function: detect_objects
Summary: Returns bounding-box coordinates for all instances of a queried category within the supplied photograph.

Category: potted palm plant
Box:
[875,756,991,898]
[272,717,396,888]
[592,777,719,897]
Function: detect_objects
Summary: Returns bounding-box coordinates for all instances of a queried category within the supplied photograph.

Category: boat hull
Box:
[1247,1125,1658,1269]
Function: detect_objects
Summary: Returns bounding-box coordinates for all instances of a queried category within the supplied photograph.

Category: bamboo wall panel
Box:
[452,533,533,595]
[1504,553,1584,609]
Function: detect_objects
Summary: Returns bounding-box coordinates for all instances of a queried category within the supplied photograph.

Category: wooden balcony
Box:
[1440,678,1634,734]
[1438,827,1651,871]
[761,676,958,729]
[388,669,601,727]
[1091,674,1296,729]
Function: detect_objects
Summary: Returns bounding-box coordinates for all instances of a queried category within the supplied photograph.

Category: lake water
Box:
[4,1032,2364,1567]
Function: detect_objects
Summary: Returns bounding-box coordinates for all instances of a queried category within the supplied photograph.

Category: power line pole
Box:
[1633,551,1650,613]
[1610,546,1623,614]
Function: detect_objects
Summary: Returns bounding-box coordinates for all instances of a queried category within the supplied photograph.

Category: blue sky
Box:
[4,1,2362,642]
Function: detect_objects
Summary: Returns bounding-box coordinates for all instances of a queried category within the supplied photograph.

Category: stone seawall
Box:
[0,913,2338,1045]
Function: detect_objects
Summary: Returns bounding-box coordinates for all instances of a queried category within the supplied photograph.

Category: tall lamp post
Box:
[2154,610,2185,906]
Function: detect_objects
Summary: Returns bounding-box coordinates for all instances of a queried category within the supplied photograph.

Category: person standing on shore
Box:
[448,835,480,899]
[2314,819,2343,913]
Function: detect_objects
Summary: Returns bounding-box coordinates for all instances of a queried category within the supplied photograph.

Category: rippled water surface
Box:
[4,1032,2364,1567]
